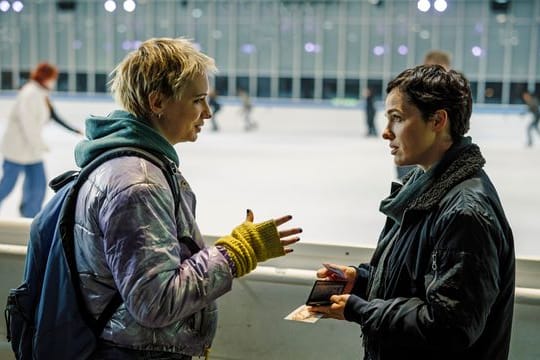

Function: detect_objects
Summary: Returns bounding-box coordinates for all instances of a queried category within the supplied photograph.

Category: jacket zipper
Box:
[426,250,438,295]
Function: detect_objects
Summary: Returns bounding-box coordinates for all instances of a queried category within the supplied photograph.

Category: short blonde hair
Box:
[110,37,217,119]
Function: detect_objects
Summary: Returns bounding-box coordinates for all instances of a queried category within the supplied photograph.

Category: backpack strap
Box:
[58,146,200,338]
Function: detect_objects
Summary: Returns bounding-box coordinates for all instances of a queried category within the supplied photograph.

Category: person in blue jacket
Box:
[312,65,515,360]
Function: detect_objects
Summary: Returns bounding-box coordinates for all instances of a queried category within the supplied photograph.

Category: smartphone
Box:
[305,280,347,306]
[323,263,346,279]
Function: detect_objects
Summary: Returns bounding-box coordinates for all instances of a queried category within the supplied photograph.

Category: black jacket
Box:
[345,143,515,360]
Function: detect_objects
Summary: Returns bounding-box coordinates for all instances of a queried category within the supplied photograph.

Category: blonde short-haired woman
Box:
[71,38,301,359]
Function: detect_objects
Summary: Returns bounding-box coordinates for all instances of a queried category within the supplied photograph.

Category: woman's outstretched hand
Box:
[245,209,301,254]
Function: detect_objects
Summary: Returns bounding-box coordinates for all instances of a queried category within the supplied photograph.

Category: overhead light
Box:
[397,45,409,55]
[104,0,116,12]
[434,0,447,12]
[12,0,23,12]
[123,0,135,12]
[417,0,430,13]
[373,45,385,56]
[0,0,10,12]
[471,46,483,57]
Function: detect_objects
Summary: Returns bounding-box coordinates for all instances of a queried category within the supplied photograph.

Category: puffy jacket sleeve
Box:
[99,179,233,328]
[344,208,502,351]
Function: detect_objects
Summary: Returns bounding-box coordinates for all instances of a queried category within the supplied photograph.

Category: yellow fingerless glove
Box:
[215,220,285,277]
[231,219,285,261]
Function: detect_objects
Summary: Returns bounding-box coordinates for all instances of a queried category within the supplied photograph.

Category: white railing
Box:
[0,218,539,305]
[246,265,540,305]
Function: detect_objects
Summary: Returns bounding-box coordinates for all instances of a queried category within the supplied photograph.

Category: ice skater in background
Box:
[521,90,540,147]
[47,97,83,135]
[239,88,257,131]
[208,89,222,132]
[364,87,377,137]
[0,62,82,218]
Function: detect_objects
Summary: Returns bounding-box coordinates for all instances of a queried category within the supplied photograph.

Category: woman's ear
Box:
[431,109,449,132]
[148,91,164,115]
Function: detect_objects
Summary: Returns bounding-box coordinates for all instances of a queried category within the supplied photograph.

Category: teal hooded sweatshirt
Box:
[74,110,179,168]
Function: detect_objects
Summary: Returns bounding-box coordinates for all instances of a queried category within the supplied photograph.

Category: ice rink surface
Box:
[0,95,539,258]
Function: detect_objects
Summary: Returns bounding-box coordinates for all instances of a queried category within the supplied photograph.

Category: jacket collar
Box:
[402,139,486,211]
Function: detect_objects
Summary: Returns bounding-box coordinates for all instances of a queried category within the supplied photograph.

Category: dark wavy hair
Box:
[386,65,472,141]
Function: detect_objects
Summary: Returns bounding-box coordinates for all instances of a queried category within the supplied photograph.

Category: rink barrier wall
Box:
[0,218,539,305]
[0,218,539,359]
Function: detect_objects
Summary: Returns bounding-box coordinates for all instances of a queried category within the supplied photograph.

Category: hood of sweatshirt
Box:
[74,110,179,168]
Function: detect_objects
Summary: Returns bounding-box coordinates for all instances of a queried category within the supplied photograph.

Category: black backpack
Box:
[4,146,195,359]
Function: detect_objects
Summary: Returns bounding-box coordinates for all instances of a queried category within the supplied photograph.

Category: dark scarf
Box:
[379,137,486,224]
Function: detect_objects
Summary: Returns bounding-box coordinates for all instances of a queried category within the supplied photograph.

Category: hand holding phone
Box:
[305,280,347,306]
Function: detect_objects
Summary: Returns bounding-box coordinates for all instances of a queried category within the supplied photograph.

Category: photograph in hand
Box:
[284,305,324,323]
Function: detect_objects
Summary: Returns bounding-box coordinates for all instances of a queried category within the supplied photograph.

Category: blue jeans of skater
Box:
[0,159,46,218]
[91,341,192,360]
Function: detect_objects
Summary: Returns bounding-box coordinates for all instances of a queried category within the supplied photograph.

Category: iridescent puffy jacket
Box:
[73,155,233,356]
